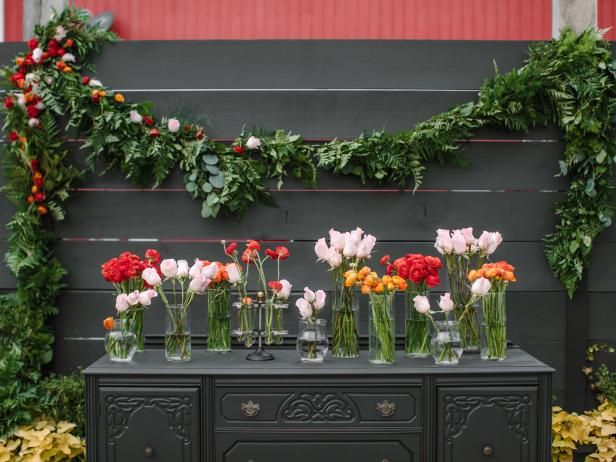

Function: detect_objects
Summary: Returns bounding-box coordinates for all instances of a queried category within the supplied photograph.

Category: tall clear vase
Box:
[369,293,395,365]
[446,255,481,352]
[481,291,507,360]
[405,288,430,358]
[165,304,191,362]
[331,280,359,359]
[126,308,145,352]
[207,287,231,352]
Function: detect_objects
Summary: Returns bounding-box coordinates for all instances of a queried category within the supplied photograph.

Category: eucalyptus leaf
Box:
[206,165,220,175]
[202,154,219,165]
[209,174,225,189]
[202,182,213,193]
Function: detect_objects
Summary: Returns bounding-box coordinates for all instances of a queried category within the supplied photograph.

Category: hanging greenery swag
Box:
[0,8,614,435]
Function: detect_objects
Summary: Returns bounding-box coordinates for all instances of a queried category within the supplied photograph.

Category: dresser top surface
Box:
[83,347,554,376]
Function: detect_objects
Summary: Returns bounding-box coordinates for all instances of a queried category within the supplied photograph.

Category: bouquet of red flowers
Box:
[101,249,161,352]
[382,253,442,358]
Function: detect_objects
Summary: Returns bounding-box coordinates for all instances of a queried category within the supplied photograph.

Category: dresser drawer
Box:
[216,432,420,462]
[215,385,421,427]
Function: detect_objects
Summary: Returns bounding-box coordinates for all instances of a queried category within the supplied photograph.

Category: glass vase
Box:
[430,314,463,365]
[369,293,396,365]
[264,301,288,345]
[297,319,328,362]
[405,288,430,358]
[165,304,191,362]
[105,318,137,362]
[331,281,359,358]
[126,308,145,352]
[481,291,507,360]
[232,299,256,347]
[446,255,482,352]
[207,286,231,352]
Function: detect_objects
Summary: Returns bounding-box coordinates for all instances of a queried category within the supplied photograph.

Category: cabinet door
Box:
[99,387,200,462]
[437,387,538,462]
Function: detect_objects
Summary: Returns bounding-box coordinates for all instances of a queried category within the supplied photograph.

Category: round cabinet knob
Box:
[483,445,493,456]
[144,446,154,457]
[381,459,391,462]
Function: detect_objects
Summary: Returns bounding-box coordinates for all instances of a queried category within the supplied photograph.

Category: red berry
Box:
[27,38,38,50]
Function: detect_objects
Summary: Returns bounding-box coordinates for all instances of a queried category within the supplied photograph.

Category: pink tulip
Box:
[438,293,454,312]
[160,259,178,278]
[478,231,503,255]
[314,290,326,310]
[127,290,140,306]
[461,227,475,245]
[314,238,329,259]
[296,298,313,319]
[115,293,130,312]
[226,263,241,283]
[413,295,431,314]
[177,260,189,278]
[451,230,467,255]
[329,229,346,251]
[356,234,376,258]
[325,247,342,268]
[435,229,454,254]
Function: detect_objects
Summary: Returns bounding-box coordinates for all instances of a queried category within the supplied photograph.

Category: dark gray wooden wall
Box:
[0,40,614,409]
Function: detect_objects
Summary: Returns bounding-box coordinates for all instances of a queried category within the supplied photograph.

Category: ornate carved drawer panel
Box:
[99,387,200,462]
[437,386,538,462]
[215,432,421,462]
[215,385,421,427]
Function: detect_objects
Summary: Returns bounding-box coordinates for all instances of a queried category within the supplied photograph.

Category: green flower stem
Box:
[369,293,396,364]
[405,286,430,357]
[207,286,231,352]
[482,290,507,360]
[331,274,359,358]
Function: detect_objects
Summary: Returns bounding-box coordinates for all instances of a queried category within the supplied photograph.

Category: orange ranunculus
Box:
[114,93,125,103]
[358,266,371,277]
[344,273,357,287]
[387,282,396,291]
[374,282,385,294]
[62,66,72,73]
[397,279,408,291]
[381,275,392,285]
[103,317,114,330]
[467,269,477,282]
[361,284,371,295]
[99,90,107,97]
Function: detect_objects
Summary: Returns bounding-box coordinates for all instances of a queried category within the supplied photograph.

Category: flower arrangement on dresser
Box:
[98,227,515,367]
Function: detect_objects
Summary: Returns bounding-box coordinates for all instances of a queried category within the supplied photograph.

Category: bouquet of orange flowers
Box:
[347,267,407,364]
[205,260,241,352]
[467,261,517,360]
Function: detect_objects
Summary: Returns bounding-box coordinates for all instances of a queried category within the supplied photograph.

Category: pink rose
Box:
[451,230,467,255]
[314,238,329,260]
[328,229,346,251]
[142,267,162,286]
[160,259,178,278]
[296,298,313,319]
[167,118,180,133]
[314,290,326,310]
[115,293,130,312]
[245,136,261,150]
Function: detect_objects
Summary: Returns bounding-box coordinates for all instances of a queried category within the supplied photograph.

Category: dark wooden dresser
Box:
[84,348,553,462]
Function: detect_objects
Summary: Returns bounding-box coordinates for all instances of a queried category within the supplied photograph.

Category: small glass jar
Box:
[165,304,191,362]
[297,319,328,363]
[430,315,463,365]
[368,293,396,365]
[105,318,137,362]
[207,286,232,352]
[264,301,288,345]
[481,291,507,361]
[404,288,430,358]
[232,300,256,347]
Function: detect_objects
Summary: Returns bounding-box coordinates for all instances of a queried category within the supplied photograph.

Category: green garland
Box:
[0,8,614,435]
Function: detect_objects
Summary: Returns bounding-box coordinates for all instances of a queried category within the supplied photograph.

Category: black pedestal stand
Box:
[246,294,274,361]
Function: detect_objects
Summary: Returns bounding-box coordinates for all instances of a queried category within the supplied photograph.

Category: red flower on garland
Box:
[233,145,244,154]
[4,97,14,109]
[7,131,18,142]
[196,127,205,140]
[149,128,160,138]
[31,159,40,171]
[27,38,38,50]
[143,115,154,126]
[82,76,91,85]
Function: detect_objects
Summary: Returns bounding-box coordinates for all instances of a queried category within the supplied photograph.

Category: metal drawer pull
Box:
[376,400,396,417]
[381,459,391,462]
[240,400,261,417]
[144,446,154,457]
[483,445,494,456]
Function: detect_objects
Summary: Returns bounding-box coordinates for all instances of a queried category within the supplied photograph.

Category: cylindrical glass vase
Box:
[331,281,359,358]
[264,301,288,345]
[447,256,482,352]
[126,308,145,352]
[105,318,137,362]
[481,291,507,360]
[405,288,430,358]
[207,287,231,352]
[369,293,396,365]
[297,319,328,363]
[232,300,256,347]
[165,304,191,362]
[430,315,463,365]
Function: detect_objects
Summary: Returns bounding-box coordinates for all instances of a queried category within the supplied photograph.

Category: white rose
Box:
[142,267,162,286]
[32,48,43,63]
[160,259,178,278]
[129,110,143,123]
[471,277,492,296]
[61,53,76,63]
[89,79,103,87]
[296,298,313,319]
[245,136,261,150]
[438,293,454,312]
[277,279,292,300]
[54,25,67,41]
[28,118,39,127]
[177,260,189,278]
[413,295,431,314]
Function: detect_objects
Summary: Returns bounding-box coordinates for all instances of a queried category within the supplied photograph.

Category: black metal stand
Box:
[246,296,274,361]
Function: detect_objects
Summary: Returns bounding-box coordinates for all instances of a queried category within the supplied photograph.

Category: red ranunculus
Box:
[379,254,390,265]
[4,96,14,109]
[145,249,161,264]
[425,255,442,269]
[409,269,424,284]
[8,131,18,142]
[225,242,238,255]
[425,273,440,288]
[268,280,283,292]
[246,240,260,251]
[27,38,38,50]
[10,73,24,83]
[233,145,244,154]
[386,263,394,275]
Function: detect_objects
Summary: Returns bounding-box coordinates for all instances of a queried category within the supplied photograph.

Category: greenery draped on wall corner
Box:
[0,8,614,435]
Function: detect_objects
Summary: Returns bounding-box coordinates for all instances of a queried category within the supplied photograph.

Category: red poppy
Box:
[268,280,283,292]
[246,240,260,251]
[379,255,390,265]
[225,242,238,255]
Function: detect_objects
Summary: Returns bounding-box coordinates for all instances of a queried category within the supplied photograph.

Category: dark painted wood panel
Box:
[56,191,562,241]
[89,41,535,90]
[588,243,616,292]
[51,241,564,292]
[120,90,479,138]
[588,293,616,341]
